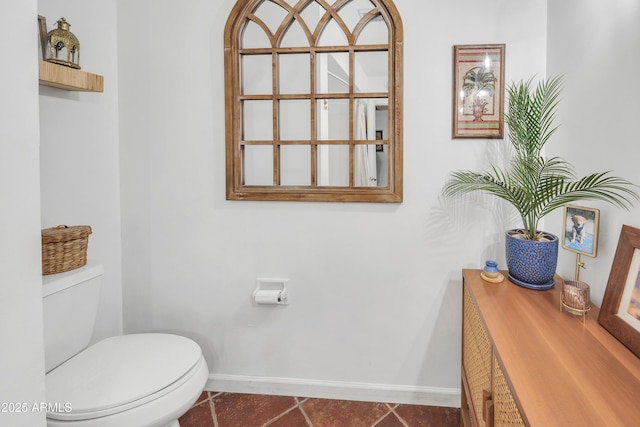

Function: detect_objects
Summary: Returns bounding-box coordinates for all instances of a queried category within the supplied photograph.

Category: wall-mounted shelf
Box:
[39,60,104,92]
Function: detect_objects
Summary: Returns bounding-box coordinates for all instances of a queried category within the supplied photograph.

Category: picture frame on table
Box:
[561,205,600,257]
[598,224,640,358]
[452,43,505,139]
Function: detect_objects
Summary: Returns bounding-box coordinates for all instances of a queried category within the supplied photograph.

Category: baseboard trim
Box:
[206,374,460,408]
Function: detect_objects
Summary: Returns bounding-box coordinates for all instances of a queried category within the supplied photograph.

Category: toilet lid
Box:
[46,333,202,420]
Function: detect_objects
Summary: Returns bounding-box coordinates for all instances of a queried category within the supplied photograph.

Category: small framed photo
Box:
[561,205,600,257]
[599,225,640,358]
[452,44,505,139]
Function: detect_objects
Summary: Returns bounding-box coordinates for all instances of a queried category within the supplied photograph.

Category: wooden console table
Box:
[461,269,640,426]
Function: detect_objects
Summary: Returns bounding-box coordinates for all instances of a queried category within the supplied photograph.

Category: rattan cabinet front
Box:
[461,269,640,427]
[462,286,493,427]
[462,284,524,427]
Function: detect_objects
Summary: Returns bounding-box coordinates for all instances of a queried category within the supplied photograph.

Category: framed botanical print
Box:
[452,44,505,139]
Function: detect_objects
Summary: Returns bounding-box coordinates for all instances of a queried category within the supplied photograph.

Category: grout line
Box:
[390,407,410,427]
[370,404,392,427]
[210,392,221,427]
[297,398,314,427]
[262,399,303,427]
[210,399,219,427]
[195,392,455,427]
[260,396,314,427]
[370,403,400,427]
[370,413,388,426]
[194,393,208,406]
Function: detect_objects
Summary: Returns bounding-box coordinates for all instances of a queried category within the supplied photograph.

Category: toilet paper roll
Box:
[254,290,282,304]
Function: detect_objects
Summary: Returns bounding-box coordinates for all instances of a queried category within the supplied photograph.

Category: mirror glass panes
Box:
[280,145,311,186]
[317,145,349,187]
[316,99,349,140]
[317,19,349,46]
[243,100,272,140]
[243,55,272,94]
[280,18,308,48]
[354,51,388,93]
[254,0,288,34]
[279,54,310,94]
[339,0,376,32]
[225,0,402,201]
[242,21,270,48]
[279,100,310,140]
[356,17,388,45]
[243,145,273,185]
[353,98,387,187]
[299,2,324,32]
[316,52,349,94]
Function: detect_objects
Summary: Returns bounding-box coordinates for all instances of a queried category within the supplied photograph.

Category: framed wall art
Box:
[562,205,600,257]
[452,44,505,139]
[598,224,640,358]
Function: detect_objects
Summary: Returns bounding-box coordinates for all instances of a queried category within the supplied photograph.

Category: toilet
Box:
[42,260,209,427]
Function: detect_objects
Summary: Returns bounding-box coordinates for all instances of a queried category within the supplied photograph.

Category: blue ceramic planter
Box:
[505,229,558,290]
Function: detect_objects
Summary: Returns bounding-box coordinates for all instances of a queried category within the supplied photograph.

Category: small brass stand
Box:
[574,253,586,281]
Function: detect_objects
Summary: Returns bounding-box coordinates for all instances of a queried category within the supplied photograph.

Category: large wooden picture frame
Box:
[452,44,505,139]
[598,224,640,358]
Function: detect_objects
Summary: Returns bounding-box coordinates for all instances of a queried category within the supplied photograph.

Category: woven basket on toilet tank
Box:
[41,225,92,275]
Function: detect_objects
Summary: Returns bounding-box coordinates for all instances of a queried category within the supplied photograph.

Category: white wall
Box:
[5,0,634,415]
[118,0,547,405]
[546,0,640,304]
[38,0,122,343]
[0,1,47,425]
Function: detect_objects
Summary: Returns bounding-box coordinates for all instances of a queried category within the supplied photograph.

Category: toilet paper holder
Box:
[253,278,288,305]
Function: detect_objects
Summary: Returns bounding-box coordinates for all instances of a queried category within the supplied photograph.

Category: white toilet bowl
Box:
[42,262,209,427]
[46,333,208,427]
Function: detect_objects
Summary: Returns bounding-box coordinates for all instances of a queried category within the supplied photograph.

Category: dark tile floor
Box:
[179,391,460,427]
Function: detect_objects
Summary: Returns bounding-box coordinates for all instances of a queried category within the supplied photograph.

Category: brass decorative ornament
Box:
[47,17,80,69]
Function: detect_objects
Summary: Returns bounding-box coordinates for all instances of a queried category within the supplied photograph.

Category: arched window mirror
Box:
[224,0,403,202]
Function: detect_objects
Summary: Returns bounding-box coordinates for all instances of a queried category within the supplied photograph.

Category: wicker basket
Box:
[41,225,92,275]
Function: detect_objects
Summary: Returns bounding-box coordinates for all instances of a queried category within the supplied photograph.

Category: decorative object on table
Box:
[41,225,92,275]
[481,260,504,283]
[452,44,505,139]
[561,205,600,281]
[598,224,640,358]
[560,280,591,322]
[38,15,48,60]
[47,17,81,69]
[442,75,639,290]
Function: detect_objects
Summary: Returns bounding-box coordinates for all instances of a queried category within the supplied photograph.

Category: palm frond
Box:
[441,75,639,240]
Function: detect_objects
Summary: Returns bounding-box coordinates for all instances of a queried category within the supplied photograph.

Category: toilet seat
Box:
[46,333,204,422]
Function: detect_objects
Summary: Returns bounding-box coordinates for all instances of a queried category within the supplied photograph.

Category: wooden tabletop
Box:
[463,269,640,426]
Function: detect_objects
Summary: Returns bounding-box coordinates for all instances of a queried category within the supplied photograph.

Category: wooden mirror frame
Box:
[224,0,403,202]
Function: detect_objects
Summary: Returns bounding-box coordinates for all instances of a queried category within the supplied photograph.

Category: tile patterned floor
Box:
[179,391,460,427]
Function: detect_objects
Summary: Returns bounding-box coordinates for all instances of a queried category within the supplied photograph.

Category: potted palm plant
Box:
[442,75,638,289]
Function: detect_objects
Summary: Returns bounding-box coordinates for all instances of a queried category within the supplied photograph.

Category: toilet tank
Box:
[42,260,103,373]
